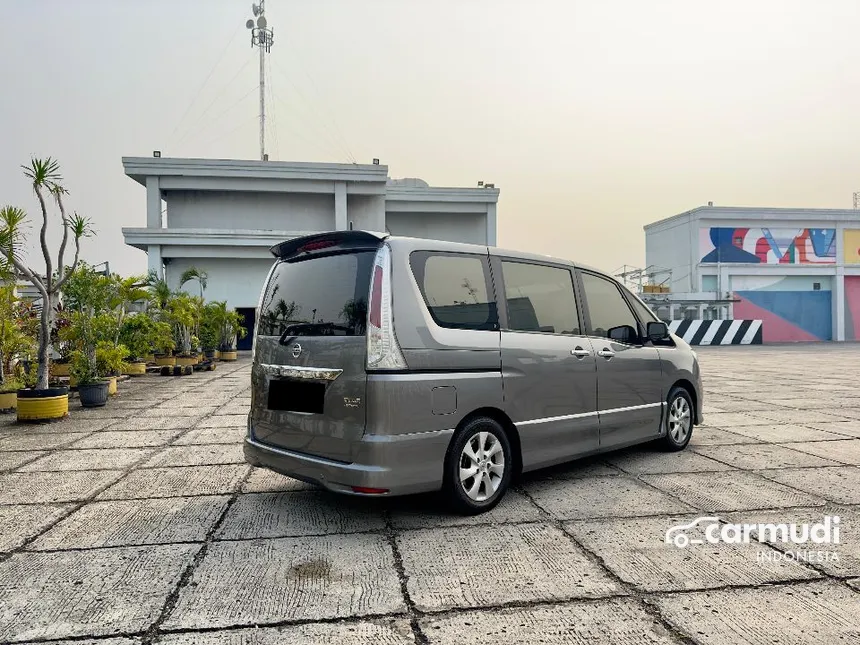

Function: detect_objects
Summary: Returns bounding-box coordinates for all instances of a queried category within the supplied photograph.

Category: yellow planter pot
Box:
[143,354,155,363]
[0,391,17,411]
[108,376,118,396]
[155,356,176,367]
[220,350,238,361]
[51,363,71,377]
[17,389,69,422]
[214,350,221,360]
[175,356,197,367]
[123,362,147,376]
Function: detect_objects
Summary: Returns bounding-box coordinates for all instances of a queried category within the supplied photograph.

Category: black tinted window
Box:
[412,253,496,330]
[625,288,658,325]
[501,262,580,334]
[258,251,374,336]
[580,272,639,339]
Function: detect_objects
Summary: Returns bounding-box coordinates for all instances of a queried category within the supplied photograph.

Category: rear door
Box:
[577,270,664,448]
[495,258,599,470]
[251,234,380,462]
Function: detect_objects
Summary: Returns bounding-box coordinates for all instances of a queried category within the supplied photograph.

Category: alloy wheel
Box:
[668,395,692,443]
[459,431,505,501]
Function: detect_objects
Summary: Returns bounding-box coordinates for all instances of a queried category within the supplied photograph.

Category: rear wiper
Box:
[278,323,353,344]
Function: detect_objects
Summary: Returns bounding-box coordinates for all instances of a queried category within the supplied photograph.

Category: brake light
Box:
[297,240,336,253]
[366,244,407,370]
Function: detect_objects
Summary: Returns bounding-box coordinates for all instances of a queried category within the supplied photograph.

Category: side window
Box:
[623,288,658,325]
[411,252,497,330]
[500,261,580,335]
[580,272,639,341]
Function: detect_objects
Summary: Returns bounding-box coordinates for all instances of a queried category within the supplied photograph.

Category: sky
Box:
[2,0,860,279]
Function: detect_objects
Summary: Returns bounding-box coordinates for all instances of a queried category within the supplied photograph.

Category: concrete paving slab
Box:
[0,470,124,504]
[141,444,245,468]
[783,439,860,465]
[525,475,695,520]
[0,504,73,551]
[216,491,386,539]
[164,533,405,629]
[607,448,735,474]
[693,444,841,469]
[420,597,679,644]
[158,619,414,645]
[757,466,860,505]
[241,467,316,493]
[19,447,156,472]
[139,406,217,418]
[567,515,820,592]
[97,464,250,500]
[747,409,853,424]
[1,418,115,434]
[33,639,138,645]
[66,430,180,449]
[0,450,48,471]
[218,403,250,416]
[723,506,860,578]
[0,544,197,642]
[721,423,848,443]
[397,522,621,612]
[641,471,826,512]
[197,414,247,429]
[702,412,777,428]
[689,427,760,446]
[172,426,246,445]
[0,432,86,451]
[72,407,137,420]
[655,581,860,644]
[109,416,205,431]
[31,496,230,549]
[527,457,622,480]
[390,490,543,529]
[807,421,860,438]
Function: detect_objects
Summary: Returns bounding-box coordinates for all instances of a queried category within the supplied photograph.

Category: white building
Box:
[122,156,499,348]
[644,205,860,342]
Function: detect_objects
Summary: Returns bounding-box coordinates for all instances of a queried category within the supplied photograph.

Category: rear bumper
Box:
[243,426,454,497]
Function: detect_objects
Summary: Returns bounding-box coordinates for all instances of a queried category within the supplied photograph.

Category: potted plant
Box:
[49,305,73,377]
[168,293,200,367]
[70,349,109,408]
[119,312,158,375]
[1,160,92,422]
[199,306,219,360]
[96,341,127,395]
[208,301,246,361]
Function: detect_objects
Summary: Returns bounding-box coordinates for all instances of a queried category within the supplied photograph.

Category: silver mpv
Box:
[245,231,703,514]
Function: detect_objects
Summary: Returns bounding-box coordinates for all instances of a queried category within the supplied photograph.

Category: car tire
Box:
[443,416,513,515]
[661,386,694,452]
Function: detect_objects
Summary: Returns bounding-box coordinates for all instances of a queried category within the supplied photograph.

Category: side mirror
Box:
[647,321,669,342]
[608,325,638,344]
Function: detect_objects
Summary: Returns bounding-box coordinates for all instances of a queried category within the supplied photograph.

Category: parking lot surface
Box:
[1,345,859,644]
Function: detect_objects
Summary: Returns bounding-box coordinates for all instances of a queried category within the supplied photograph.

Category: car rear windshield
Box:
[258,251,375,337]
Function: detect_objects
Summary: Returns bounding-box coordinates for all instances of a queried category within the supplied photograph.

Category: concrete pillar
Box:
[148,245,163,279]
[486,203,497,246]
[146,177,162,228]
[334,181,347,230]
[836,266,845,341]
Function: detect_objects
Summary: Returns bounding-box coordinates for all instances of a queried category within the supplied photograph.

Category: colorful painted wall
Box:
[844,230,860,264]
[845,277,860,341]
[732,276,832,341]
[700,227,836,264]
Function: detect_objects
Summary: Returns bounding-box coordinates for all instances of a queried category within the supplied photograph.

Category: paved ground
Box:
[1,346,860,644]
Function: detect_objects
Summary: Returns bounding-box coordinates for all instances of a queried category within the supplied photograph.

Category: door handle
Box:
[571,347,591,358]
[597,348,615,359]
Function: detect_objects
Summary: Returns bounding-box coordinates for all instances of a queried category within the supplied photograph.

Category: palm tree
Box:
[179,266,208,299]
[147,271,172,310]
[2,159,92,390]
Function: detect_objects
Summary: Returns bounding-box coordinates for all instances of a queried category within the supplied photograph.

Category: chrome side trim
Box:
[516,402,662,426]
[259,364,343,381]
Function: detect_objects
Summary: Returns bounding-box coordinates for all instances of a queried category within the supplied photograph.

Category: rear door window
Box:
[410,252,498,330]
[500,261,580,335]
[258,251,375,337]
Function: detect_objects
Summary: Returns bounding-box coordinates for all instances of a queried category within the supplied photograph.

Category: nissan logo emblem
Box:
[291,343,302,359]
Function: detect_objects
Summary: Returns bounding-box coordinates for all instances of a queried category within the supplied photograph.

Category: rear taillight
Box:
[366,244,407,370]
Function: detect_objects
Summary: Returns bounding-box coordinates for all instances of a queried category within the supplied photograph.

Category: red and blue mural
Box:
[700,227,836,264]
[732,276,832,342]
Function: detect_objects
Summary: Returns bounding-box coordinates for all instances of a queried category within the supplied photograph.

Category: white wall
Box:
[167,257,275,309]
[645,218,696,292]
[166,191,336,231]
[347,194,385,231]
[386,211,488,245]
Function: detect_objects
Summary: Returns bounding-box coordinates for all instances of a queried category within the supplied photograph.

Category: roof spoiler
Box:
[270,230,388,259]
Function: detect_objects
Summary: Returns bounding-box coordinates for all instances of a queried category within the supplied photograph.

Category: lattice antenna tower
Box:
[246,2,274,160]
